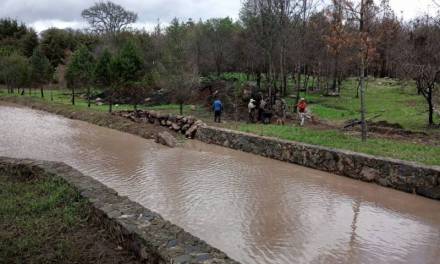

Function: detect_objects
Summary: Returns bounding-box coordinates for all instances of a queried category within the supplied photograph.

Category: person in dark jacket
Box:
[212,98,223,123]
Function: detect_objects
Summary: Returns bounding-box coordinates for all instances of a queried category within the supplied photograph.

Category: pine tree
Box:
[65,46,95,106]
[108,41,144,112]
[30,48,52,98]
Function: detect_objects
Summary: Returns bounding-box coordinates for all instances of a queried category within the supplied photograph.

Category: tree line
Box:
[0,0,439,130]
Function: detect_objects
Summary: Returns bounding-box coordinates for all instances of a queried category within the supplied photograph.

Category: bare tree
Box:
[342,0,378,142]
[81,1,138,35]
[399,15,440,126]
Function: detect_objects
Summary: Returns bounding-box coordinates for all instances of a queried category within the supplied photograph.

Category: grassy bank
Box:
[0,172,140,263]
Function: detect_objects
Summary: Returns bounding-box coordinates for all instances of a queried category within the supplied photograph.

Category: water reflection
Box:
[1,104,439,264]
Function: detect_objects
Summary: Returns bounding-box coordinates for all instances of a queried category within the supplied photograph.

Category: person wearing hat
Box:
[296,98,308,126]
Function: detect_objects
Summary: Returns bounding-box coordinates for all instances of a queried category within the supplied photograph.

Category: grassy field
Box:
[301,78,437,131]
[204,75,438,130]
[0,173,139,263]
[0,88,207,116]
[1,82,439,166]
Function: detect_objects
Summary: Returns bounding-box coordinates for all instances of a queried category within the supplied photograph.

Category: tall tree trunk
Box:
[428,86,434,126]
[179,103,183,115]
[295,64,302,113]
[40,87,44,98]
[71,87,75,105]
[109,93,113,113]
[360,57,367,142]
[87,86,91,108]
[359,0,367,142]
[332,56,339,94]
[257,72,261,90]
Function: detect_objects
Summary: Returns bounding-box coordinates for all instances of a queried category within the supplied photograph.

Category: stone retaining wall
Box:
[195,126,440,200]
[0,157,239,264]
[114,110,205,139]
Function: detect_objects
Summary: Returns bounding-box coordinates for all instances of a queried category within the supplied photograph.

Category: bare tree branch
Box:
[81,1,138,35]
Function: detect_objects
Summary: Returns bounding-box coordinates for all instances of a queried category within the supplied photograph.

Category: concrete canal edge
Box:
[195,126,440,200]
[0,157,240,264]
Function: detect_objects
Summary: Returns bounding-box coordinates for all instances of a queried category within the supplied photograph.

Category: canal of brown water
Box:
[0,103,439,264]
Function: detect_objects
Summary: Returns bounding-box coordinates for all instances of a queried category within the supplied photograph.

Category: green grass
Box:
[238,124,440,166]
[0,174,88,262]
[294,78,438,131]
[0,88,207,116]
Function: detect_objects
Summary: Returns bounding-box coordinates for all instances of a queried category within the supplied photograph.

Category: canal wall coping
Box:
[0,157,240,264]
[195,126,440,201]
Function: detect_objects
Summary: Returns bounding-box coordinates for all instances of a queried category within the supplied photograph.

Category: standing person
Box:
[212,98,223,123]
[274,98,287,125]
[248,99,257,123]
[296,98,308,126]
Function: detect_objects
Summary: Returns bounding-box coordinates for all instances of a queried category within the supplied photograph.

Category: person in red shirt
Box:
[296,98,308,126]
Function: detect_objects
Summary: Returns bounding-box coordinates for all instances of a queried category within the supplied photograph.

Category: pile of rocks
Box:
[114,110,206,139]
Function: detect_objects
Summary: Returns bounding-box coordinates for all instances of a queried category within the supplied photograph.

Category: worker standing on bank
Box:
[296,98,308,126]
[213,98,223,123]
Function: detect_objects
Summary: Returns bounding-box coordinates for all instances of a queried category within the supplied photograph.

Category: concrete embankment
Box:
[0,157,239,264]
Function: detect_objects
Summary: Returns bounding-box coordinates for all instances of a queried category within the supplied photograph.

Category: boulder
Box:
[155,131,177,148]
[171,123,181,131]
[149,111,158,119]
[185,120,206,139]
[181,124,191,132]
[168,115,177,123]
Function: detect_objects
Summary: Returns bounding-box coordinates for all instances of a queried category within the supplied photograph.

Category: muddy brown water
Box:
[1,104,439,264]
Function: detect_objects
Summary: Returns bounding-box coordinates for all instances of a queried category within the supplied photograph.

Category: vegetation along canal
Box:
[1,104,439,264]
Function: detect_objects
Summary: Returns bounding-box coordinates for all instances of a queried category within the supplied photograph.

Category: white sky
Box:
[0,0,437,32]
[390,0,438,19]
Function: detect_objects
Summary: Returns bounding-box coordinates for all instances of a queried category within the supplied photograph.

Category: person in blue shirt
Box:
[212,98,223,123]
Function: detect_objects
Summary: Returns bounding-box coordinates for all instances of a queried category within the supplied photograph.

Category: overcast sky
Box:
[0,0,438,33]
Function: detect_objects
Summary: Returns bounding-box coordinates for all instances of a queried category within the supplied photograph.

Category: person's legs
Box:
[214,111,220,123]
[300,113,305,126]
